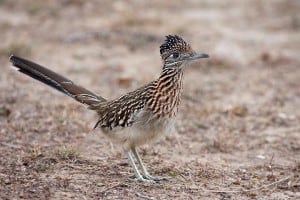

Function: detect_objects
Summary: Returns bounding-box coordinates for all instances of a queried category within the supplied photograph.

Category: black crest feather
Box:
[159,35,191,59]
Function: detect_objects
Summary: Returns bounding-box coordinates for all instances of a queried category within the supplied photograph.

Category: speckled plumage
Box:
[10,35,208,182]
[160,35,192,60]
[89,66,183,149]
[89,35,189,149]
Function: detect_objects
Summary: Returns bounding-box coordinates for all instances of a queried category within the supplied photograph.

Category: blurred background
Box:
[0,0,299,199]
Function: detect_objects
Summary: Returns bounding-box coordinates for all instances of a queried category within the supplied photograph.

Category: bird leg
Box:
[131,147,166,181]
[124,149,153,182]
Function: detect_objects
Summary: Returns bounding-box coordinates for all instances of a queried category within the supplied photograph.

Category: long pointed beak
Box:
[187,52,209,61]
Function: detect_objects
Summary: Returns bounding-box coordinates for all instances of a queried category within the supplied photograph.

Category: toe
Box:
[129,175,155,183]
[143,174,168,182]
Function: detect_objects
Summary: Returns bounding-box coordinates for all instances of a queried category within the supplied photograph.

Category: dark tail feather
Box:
[9,55,106,105]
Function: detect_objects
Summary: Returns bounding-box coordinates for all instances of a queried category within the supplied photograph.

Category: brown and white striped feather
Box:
[90,67,183,149]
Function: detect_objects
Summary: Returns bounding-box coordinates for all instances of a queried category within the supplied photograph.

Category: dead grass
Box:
[0,42,31,58]
[54,145,80,161]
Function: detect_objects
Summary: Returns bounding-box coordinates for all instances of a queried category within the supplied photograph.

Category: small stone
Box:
[4,179,11,184]
[225,104,248,117]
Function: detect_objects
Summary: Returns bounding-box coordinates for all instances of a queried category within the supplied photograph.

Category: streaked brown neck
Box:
[149,65,184,118]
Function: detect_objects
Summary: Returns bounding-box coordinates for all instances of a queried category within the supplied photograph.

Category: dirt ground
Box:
[0,0,299,199]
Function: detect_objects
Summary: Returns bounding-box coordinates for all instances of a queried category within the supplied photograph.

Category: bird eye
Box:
[169,52,179,59]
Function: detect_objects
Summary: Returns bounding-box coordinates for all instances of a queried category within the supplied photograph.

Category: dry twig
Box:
[202,175,292,193]
[134,191,157,200]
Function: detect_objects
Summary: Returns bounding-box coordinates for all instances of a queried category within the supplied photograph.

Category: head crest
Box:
[160,35,191,59]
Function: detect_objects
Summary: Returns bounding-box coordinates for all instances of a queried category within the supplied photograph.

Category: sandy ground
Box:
[0,0,299,199]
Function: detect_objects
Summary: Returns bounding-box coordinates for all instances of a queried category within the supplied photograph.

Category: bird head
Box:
[160,35,209,69]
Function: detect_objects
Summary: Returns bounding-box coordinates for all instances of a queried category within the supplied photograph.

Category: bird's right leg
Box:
[131,147,167,181]
[124,149,153,182]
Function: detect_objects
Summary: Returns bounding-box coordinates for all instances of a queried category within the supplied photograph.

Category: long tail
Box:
[9,55,106,105]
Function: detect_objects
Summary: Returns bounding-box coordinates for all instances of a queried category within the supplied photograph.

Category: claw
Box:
[129,175,156,183]
[143,174,168,182]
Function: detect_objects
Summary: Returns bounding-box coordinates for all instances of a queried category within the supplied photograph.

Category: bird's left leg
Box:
[131,147,166,181]
[123,149,151,182]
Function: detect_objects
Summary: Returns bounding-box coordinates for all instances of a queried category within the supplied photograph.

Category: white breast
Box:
[102,109,176,149]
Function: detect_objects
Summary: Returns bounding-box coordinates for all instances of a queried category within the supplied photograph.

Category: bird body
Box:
[90,67,183,149]
[10,35,208,182]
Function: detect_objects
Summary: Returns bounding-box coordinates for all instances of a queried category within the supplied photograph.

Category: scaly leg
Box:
[131,147,166,181]
[124,149,153,182]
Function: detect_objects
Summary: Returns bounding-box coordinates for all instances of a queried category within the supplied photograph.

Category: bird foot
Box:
[129,175,156,183]
[143,174,168,182]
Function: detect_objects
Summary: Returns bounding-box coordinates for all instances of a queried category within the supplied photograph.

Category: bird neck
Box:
[149,66,184,118]
[157,67,183,92]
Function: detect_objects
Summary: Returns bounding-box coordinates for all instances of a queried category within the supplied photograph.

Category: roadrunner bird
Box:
[10,35,209,182]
